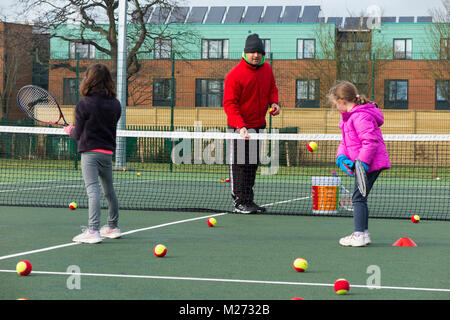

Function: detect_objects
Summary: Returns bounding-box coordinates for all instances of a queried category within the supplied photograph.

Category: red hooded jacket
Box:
[223,58,279,129]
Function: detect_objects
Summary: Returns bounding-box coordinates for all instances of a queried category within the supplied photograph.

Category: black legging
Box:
[227,126,265,206]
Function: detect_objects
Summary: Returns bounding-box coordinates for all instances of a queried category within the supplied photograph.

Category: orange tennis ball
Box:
[153,244,167,257]
[411,214,420,223]
[16,260,32,276]
[293,258,308,272]
[69,202,77,210]
[207,217,217,227]
[334,278,350,295]
[307,141,318,152]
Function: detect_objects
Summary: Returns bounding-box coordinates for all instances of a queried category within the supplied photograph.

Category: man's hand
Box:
[269,103,280,116]
[239,127,250,140]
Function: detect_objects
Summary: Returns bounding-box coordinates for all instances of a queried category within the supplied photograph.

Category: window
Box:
[202,39,229,59]
[297,39,315,59]
[63,78,78,105]
[393,39,412,59]
[153,79,174,106]
[154,38,172,59]
[436,80,449,110]
[440,38,449,59]
[69,41,95,59]
[385,80,408,109]
[261,39,271,57]
[195,79,224,107]
[296,80,320,108]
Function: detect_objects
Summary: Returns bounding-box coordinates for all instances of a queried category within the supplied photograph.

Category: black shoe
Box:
[234,203,257,214]
[249,202,266,213]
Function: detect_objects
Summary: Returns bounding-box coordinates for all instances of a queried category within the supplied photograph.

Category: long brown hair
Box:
[327,80,377,107]
[80,63,116,98]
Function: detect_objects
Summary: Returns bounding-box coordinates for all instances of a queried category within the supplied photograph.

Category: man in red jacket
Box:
[223,33,280,214]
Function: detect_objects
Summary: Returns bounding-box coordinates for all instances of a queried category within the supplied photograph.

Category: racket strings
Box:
[18,87,61,124]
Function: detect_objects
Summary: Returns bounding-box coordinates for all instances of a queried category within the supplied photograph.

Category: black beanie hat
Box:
[244,33,265,55]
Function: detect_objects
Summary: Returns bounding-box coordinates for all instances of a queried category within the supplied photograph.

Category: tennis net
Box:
[1,125,449,220]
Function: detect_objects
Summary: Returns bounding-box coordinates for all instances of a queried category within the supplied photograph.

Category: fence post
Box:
[372,52,375,101]
[73,52,80,170]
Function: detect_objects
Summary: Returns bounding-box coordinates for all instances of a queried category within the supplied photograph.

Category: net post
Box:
[115,0,128,170]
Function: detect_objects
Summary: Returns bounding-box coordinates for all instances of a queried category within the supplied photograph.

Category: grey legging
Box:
[81,152,119,231]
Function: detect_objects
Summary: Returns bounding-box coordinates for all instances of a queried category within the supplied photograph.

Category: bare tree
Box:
[425,0,450,107]
[18,0,199,80]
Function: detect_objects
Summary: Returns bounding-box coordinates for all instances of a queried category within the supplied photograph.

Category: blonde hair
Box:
[327,81,376,107]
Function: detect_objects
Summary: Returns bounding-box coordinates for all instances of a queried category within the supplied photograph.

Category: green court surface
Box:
[1,206,449,301]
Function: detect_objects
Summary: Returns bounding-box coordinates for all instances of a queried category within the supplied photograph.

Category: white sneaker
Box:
[364,232,371,245]
[339,233,366,247]
[73,227,102,244]
[100,225,122,239]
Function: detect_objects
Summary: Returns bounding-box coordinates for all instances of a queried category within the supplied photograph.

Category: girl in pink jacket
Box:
[327,81,391,247]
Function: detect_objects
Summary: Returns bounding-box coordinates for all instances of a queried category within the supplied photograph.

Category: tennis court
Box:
[1,206,449,301]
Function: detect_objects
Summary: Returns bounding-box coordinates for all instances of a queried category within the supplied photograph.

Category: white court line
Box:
[0,269,449,293]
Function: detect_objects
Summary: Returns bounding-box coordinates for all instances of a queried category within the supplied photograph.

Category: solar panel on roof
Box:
[261,6,282,23]
[168,7,189,23]
[242,6,263,23]
[186,7,208,23]
[281,6,301,23]
[417,16,432,22]
[398,16,414,22]
[205,7,226,23]
[381,17,396,23]
[327,17,343,27]
[224,6,244,23]
[131,7,153,23]
[149,7,171,24]
[300,6,320,23]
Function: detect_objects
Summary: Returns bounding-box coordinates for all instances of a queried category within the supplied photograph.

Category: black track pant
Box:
[228,126,265,206]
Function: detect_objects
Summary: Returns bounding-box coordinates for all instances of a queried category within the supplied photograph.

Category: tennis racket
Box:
[17,85,69,126]
[354,159,368,197]
[332,171,353,212]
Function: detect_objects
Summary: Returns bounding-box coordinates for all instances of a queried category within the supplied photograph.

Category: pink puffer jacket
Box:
[336,103,391,172]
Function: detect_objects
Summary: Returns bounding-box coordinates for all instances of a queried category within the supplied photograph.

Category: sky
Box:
[0,0,446,22]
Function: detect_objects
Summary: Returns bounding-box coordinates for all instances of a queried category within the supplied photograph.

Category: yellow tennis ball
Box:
[69,202,77,210]
[16,260,32,276]
[207,217,217,227]
[307,141,318,152]
[293,258,308,272]
[137,172,141,177]
[153,244,167,257]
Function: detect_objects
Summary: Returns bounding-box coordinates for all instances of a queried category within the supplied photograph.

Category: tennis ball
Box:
[291,297,304,300]
[207,217,217,227]
[269,107,275,115]
[122,168,126,172]
[293,258,308,272]
[334,278,350,295]
[225,179,230,183]
[16,260,32,276]
[307,141,318,152]
[153,244,167,257]
[220,179,225,183]
[411,214,420,223]
[69,202,77,210]
[137,172,141,177]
